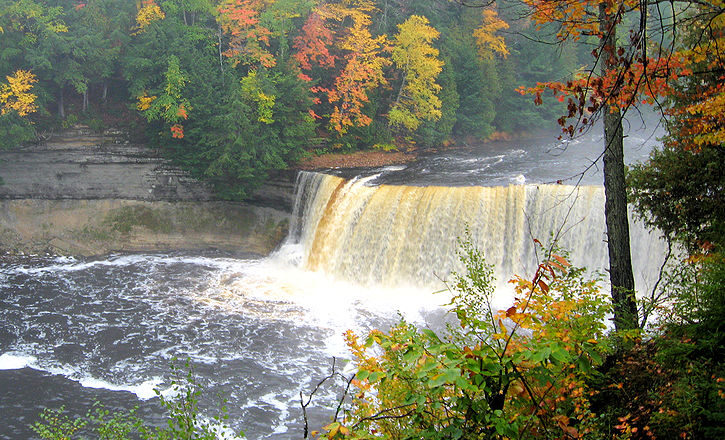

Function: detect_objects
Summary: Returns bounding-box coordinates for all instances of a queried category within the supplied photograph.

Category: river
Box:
[0,125,666,439]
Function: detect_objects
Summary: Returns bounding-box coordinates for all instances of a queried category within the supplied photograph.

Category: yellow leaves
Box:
[0,70,38,116]
[136,92,157,111]
[389,15,443,132]
[323,421,351,438]
[240,70,276,124]
[474,9,509,60]
[327,16,389,135]
[683,84,725,148]
[316,0,377,29]
[134,0,165,34]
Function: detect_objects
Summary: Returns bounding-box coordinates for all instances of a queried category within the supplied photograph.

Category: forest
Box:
[0,0,584,198]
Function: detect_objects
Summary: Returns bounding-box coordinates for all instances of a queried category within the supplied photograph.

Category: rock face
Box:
[0,199,288,256]
[0,127,216,201]
[0,126,295,256]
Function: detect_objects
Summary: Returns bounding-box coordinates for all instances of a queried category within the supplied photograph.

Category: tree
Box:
[473,8,508,60]
[312,242,612,440]
[388,15,443,133]
[137,55,190,138]
[134,0,165,34]
[199,65,315,199]
[327,21,388,135]
[295,0,389,136]
[217,0,275,68]
[516,0,699,331]
[0,69,37,116]
[0,69,37,149]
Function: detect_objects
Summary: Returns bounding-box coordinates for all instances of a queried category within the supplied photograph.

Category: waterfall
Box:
[284,171,666,291]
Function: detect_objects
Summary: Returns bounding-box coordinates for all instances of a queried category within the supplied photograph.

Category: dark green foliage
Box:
[0,110,35,149]
[195,65,315,200]
[442,26,498,140]
[628,141,725,252]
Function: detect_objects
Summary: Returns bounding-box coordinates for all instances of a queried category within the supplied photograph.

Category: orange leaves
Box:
[473,8,509,60]
[218,0,275,67]
[521,0,724,150]
[674,81,725,152]
[219,0,260,30]
[170,124,184,138]
[0,70,38,117]
[519,51,692,136]
[176,103,188,120]
[137,57,191,141]
[293,13,337,72]
[292,0,389,136]
[328,30,388,134]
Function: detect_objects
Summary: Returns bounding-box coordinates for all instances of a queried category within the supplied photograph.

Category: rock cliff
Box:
[0,126,295,256]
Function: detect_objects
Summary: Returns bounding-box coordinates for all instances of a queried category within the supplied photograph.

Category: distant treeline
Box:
[0,0,585,199]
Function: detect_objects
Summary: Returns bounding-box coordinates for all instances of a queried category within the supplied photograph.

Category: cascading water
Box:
[284,171,666,293]
[0,165,667,439]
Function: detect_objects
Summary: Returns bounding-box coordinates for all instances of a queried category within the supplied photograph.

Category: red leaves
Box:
[176,104,188,120]
[293,13,337,71]
[291,3,389,135]
[519,51,691,136]
[170,124,184,139]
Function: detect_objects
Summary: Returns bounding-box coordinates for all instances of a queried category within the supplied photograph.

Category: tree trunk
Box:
[58,87,65,119]
[82,88,89,112]
[600,3,638,331]
[102,81,108,103]
[218,25,224,75]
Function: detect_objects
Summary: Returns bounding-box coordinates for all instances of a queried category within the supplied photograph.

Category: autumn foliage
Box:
[134,0,165,34]
[517,0,724,141]
[218,0,275,68]
[0,70,37,117]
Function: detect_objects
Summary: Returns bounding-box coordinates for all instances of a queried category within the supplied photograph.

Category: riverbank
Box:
[295,149,417,170]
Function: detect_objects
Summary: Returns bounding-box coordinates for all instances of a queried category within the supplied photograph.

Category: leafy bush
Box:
[628,144,725,252]
[317,240,612,439]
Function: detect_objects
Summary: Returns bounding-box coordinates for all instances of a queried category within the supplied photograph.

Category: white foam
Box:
[379,165,407,172]
[0,353,37,370]
[8,254,247,276]
[260,392,292,434]
[0,351,172,401]
[78,377,164,400]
